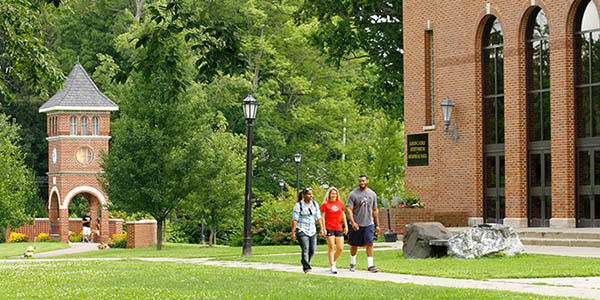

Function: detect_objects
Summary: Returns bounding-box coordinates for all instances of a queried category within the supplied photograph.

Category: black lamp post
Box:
[294,153,302,196]
[279,179,285,200]
[242,94,257,257]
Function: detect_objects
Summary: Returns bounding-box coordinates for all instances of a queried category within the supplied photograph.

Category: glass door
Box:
[577,149,600,227]
[528,150,551,227]
[484,153,505,224]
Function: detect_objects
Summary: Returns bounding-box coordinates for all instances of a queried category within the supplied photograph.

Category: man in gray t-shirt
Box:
[346,174,380,273]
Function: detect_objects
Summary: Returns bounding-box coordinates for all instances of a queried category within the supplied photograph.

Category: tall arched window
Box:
[526,8,551,227]
[483,17,505,224]
[575,0,600,228]
[81,117,88,136]
[70,116,77,136]
[92,117,99,136]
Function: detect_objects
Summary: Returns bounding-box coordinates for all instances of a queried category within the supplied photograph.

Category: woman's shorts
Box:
[326,229,344,237]
[348,224,374,247]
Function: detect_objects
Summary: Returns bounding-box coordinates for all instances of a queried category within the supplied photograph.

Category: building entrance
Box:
[484,151,505,224]
[577,147,600,227]
[528,148,551,227]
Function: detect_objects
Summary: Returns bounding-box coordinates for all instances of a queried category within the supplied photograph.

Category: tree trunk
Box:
[209,224,215,247]
[156,218,163,250]
[135,0,145,21]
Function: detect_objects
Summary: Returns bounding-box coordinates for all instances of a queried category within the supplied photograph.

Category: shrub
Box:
[109,232,127,248]
[8,232,28,243]
[69,231,82,243]
[35,232,50,242]
[236,184,338,246]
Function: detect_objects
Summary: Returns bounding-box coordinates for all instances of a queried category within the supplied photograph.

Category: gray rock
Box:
[447,223,525,259]
[403,222,452,258]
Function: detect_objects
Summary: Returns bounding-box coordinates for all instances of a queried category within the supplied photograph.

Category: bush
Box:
[237,184,338,246]
[109,232,127,248]
[35,232,50,242]
[69,231,82,243]
[8,232,28,243]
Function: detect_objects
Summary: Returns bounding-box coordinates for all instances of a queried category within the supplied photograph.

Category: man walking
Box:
[82,212,91,243]
[347,174,380,272]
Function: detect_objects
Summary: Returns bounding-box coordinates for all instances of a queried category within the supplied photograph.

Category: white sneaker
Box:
[330,267,338,274]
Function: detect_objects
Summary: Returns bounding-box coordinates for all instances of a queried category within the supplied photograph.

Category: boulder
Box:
[447,223,525,259]
[403,222,452,258]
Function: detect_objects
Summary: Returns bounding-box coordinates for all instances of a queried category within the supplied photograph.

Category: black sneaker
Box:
[349,264,356,272]
[367,266,379,273]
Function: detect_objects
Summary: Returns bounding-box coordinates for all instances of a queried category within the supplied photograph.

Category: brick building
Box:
[404,0,600,228]
[39,63,118,242]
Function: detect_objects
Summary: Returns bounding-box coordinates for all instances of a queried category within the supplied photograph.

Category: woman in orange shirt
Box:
[320,187,348,274]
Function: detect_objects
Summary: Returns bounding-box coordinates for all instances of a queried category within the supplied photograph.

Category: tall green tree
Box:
[0,0,65,100]
[100,0,244,250]
[184,128,245,247]
[0,114,37,231]
[299,0,404,120]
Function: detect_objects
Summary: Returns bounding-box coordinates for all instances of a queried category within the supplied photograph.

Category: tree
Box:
[184,129,245,246]
[0,114,37,230]
[0,0,65,100]
[298,0,404,120]
[100,0,245,250]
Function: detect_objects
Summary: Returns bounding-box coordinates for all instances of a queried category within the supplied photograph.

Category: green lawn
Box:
[223,249,600,280]
[49,243,379,259]
[0,242,69,258]
[0,260,575,299]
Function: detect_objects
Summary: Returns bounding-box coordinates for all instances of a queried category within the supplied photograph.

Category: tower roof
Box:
[39,63,118,113]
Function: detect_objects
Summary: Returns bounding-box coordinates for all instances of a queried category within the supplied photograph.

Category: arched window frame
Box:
[92,117,100,136]
[81,116,88,136]
[69,116,77,136]
[482,16,506,224]
[526,8,551,142]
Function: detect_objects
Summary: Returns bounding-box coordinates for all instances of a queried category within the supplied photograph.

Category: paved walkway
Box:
[5,241,600,299]
[34,242,100,258]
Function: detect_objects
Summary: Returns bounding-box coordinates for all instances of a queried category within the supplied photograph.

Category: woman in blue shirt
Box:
[291,187,325,273]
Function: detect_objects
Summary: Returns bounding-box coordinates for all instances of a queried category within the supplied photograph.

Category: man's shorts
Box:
[348,224,374,247]
[83,227,91,236]
[326,229,344,237]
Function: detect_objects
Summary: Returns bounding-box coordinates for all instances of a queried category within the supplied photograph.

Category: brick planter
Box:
[126,220,157,248]
[379,208,435,235]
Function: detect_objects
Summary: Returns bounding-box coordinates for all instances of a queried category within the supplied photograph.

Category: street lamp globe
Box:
[242,94,258,121]
[279,179,285,188]
[294,153,302,163]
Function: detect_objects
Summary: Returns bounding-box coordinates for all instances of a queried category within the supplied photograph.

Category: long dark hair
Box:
[297,187,312,202]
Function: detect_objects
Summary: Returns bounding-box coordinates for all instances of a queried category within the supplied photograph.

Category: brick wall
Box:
[434,211,470,227]
[6,219,51,241]
[6,218,123,242]
[379,209,470,236]
[126,220,157,248]
[404,0,588,227]
[379,208,435,235]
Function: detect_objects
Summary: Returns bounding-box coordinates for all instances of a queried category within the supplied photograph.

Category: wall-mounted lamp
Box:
[440,97,458,141]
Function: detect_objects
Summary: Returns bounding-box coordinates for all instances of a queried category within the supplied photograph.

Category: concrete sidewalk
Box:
[2,253,599,299]
[34,242,100,258]
[139,257,600,300]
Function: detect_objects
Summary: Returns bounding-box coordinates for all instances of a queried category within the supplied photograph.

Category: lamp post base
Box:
[242,237,252,257]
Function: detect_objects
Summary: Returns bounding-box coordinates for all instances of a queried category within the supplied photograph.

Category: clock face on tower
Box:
[52,147,57,165]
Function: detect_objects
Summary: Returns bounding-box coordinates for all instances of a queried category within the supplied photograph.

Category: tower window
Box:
[81,117,88,136]
[92,117,99,136]
[70,116,77,135]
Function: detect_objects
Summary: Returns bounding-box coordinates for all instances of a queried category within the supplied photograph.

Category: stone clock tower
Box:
[39,63,118,242]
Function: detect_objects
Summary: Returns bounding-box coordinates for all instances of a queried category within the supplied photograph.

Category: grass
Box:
[223,248,600,280]
[49,242,385,259]
[0,242,69,258]
[0,260,576,299]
